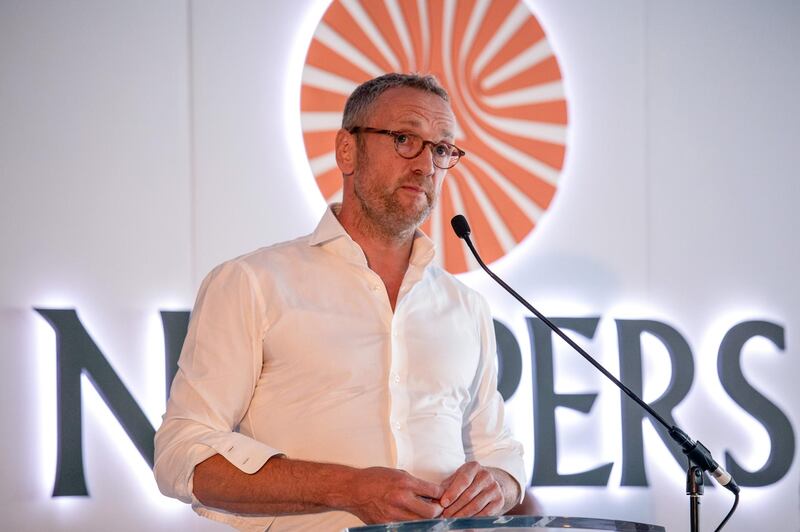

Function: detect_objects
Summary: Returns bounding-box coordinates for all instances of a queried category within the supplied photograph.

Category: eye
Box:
[433,143,450,157]
[395,133,409,144]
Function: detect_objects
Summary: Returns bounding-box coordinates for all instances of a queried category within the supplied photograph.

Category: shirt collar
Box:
[309,203,436,268]
[308,204,348,247]
[408,228,435,267]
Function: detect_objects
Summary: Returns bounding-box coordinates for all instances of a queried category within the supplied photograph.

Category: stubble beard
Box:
[352,166,435,241]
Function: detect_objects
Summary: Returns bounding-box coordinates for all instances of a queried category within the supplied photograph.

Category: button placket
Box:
[387,312,411,468]
[363,271,394,322]
[395,264,421,306]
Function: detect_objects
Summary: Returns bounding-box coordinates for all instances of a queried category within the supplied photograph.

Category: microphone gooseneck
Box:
[450,214,740,496]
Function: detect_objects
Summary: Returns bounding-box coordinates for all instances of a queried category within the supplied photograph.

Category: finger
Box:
[475,496,504,517]
[442,470,494,517]
[440,464,478,507]
[409,476,445,501]
[451,488,502,518]
[440,472,455,487]
[442,483,481,517]
[473,483,505,518]
[403,494,444,520]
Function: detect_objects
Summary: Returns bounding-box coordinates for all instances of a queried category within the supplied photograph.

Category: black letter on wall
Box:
[616,319,694,486]
[718,321,794,486]
[35,308,156,497]
[160,310,190,401]
[494,319,522,401]
[528,317,613,486]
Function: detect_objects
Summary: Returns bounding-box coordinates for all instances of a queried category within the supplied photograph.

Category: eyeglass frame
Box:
[347,126,466,169]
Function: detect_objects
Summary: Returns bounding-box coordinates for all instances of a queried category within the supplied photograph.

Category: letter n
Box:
[35,308,155,497]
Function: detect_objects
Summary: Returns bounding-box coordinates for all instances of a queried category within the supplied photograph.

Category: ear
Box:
[335,128,356,176]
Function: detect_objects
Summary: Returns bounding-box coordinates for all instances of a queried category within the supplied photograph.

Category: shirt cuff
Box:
[198,431,284,474]
[479,453,527,504]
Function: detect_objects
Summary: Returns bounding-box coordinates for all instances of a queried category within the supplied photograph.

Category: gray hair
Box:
[341,73,449,129]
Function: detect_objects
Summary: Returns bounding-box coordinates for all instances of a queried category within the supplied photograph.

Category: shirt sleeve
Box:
[153,259,283,504]
[462,295,527,503]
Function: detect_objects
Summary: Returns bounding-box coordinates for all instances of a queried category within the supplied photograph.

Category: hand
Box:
[439,462,514,518]
[345,467,445,524]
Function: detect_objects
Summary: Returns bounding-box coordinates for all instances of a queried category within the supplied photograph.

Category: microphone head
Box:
[451,215,471,239]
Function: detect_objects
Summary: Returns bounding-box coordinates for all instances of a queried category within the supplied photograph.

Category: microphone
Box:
[450,214,740,495]
[451,214,471,239]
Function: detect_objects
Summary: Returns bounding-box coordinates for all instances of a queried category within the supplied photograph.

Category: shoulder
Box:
[218,233,313,272]
[200,233,314,290]
[235,233,312,269]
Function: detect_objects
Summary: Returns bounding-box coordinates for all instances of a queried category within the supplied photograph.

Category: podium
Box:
[348,515,666,531]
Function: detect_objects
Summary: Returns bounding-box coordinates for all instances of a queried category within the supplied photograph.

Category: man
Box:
[154,73,525,531]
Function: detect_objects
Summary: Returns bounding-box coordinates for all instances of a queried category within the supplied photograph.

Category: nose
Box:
[410,144,436,176]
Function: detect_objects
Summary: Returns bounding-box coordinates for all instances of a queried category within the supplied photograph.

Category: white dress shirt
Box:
[154,205,525,531]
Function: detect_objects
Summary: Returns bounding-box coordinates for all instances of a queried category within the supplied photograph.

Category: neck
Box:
[335,203,416,269]
[335,201,424,311]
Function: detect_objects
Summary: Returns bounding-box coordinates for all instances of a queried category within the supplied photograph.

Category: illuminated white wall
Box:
[1,0,797,531]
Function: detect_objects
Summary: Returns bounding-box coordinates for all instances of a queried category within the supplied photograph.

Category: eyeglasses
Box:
[348,126,466,169]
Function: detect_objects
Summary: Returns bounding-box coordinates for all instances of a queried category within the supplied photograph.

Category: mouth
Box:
[397,180,433,197]
[398,185,433,206]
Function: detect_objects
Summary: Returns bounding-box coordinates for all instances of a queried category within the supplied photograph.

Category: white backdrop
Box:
[1,1,798,530]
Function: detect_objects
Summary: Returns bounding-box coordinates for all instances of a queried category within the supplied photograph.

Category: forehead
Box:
[368,87,455,137]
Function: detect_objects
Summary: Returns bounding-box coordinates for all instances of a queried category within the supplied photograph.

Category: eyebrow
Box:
[396,118,423,129]
[395,119,455,142]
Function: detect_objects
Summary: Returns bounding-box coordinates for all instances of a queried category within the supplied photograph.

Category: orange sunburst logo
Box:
[300,0,568,273]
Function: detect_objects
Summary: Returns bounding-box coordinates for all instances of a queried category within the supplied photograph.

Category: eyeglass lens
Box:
[394,133,460,169]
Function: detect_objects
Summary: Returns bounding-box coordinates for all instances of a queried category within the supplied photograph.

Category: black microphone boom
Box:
[449,214,739,495]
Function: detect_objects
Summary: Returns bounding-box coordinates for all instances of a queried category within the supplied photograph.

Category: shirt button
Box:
[393,421,402,430]
[370,284,380,292]
[392,373,401,383]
